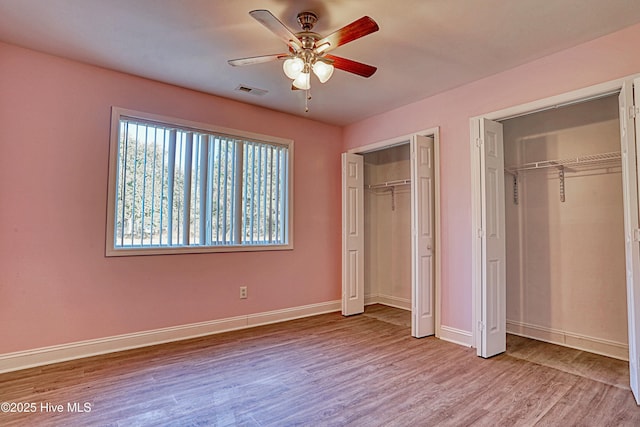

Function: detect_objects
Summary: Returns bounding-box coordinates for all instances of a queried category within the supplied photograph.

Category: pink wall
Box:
[3,21,640,356]
[344,23,640,332]
[0,42,343,354]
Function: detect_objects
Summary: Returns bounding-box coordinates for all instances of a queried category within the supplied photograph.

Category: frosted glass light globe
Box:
[312,61,334,83]
[283,57,304,79]
[292,71,311,90]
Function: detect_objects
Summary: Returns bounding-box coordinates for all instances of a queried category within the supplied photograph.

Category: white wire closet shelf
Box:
[505,151,621,204]
[367,179,411,211]
[367,178,411,189]
[506,151,621,174]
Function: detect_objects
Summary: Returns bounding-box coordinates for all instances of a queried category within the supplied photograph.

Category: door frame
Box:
[345,127,441,338]
[470,76,634,355]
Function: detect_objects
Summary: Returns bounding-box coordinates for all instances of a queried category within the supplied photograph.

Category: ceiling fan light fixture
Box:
[230,9,379,111]
[283,57,304,79]
[292,70,311,90]
[312,60,334,83]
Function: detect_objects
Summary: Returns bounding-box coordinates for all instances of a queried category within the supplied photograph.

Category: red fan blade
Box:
[228,54,289,67]
[325,54,377,78]
[249,10,302,51]
[315,16,379,54]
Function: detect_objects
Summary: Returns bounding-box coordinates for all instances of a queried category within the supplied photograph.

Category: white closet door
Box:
[342,153,365,316]
[479,118,506,358]
[411,135,435,337]
[619,79,640,404]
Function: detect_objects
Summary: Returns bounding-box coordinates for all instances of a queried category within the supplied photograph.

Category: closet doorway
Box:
[470,76,640,404]
[342,129,440,338]
[502,94,627,359]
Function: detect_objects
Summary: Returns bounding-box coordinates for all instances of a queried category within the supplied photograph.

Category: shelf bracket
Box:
[391,186,396,211]
[512,173,519,205]
[558,166,565,203]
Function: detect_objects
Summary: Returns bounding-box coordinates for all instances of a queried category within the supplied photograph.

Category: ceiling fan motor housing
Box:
[296,12,321,51]
[297,11,318,31]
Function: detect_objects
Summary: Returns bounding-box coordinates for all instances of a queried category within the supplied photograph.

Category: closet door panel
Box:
[412,135,435,337]
[342,153,365,316]
[480,118,507,358]
[619,79,640,403]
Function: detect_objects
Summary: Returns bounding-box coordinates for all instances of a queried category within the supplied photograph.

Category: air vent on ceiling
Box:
[235,85,268,96]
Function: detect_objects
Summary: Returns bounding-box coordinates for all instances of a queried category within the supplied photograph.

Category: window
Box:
[106,108,293,256]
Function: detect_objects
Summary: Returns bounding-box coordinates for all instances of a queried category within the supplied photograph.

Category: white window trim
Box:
[105,107,294,256]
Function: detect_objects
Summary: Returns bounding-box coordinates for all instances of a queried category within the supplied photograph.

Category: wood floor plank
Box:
[1,305,639,426]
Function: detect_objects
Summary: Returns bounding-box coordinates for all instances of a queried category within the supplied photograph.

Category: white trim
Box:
[365,294,379,306]
[0,300,341,374]
[109,244,294,257]
[434,130,442,339]
[365,294,411,310]
[477,78,628,121]
[507,320,629,361]
[346,127,442,338]
[246,301,339,327]
[439,325,473,347]
[470,117,482,354]
[367,295,472,347]
[470,74,640,350]
[376,294,411,310]
[347,134,412,154]
[113,107,294,147]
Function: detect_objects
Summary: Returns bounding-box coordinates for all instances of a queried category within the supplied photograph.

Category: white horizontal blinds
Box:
[242,141,288,244]
[114,114,288,249]
[114,120,172,248]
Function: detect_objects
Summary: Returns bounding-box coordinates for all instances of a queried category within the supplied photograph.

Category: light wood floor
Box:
[364,304,631,390]
[1,304,639,426]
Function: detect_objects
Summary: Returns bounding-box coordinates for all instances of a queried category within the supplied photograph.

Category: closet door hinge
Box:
[475,137,483,148]
[630,105,640,119]
[634,229,640,242]
[477,228,485,238]
[478,321,485,332]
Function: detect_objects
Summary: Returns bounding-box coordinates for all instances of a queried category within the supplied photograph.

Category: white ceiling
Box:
[1,0,640,126]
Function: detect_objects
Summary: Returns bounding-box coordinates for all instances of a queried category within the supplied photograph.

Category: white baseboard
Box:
[365,293,411,310]
[0,300,341,374]
[364,293,378,306]
[367,295,472,348]
[439,325,473,347]
[376,294,411,310]
[506,319,629,361]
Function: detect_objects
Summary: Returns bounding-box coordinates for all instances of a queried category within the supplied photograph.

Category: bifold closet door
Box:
[619,78,640,404]
[341,152,364,316]
[478,118,506,358]
[412,135,435,338]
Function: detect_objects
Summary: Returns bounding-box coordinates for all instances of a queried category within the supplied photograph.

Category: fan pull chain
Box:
[305,89,311,112]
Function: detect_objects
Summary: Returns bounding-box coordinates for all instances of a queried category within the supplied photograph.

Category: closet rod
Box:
[367,179,411,212]
[367,178,411,189]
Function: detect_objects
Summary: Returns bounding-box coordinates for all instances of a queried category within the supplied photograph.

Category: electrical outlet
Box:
[239,286,248,299]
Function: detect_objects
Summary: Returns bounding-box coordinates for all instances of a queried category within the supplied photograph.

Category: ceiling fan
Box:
[228,9,379,99]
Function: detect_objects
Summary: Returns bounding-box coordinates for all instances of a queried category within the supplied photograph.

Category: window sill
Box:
[105,243,293,257]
